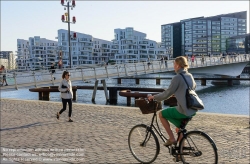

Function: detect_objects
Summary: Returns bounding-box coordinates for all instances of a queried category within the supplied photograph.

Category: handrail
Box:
[1,54,249,90]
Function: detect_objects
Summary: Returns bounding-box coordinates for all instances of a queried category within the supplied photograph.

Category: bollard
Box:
[201,79,206,86]
[117,78,121,84]
[156,78,161,85]
[126,90,131,106]
[109,88,118,105]
[136,78,140,84]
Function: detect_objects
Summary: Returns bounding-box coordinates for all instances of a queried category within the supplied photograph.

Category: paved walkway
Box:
[0,98,249,163]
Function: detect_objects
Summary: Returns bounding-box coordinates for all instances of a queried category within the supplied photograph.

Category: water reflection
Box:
[1,73,249,115]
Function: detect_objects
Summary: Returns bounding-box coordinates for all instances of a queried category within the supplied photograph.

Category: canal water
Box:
[1,73,249,116]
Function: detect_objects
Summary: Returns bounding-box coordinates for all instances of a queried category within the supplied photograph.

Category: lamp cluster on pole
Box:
[60,0,76,68]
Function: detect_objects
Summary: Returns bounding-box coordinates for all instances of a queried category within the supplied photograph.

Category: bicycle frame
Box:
[142,109,193,157]
[132,100,218,163]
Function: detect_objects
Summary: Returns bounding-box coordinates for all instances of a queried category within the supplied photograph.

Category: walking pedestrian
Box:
[201,54,205,65]
[58,59,63,69]
[0,65,3,85]
[57,71,73,122]
[147,57,151,70]
[50,63,56,80]
[191,55,195,67]
[1,66,8,86]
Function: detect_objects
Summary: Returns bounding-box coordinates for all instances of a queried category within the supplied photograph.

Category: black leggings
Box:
[59,98,72,117]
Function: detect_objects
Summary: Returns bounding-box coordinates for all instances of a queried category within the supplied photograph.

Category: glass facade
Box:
[226,34,250,54]
[161,11,247,57]
[161,24,173,56]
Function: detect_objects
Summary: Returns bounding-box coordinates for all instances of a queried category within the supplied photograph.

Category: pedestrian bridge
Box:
[1,54,249,90]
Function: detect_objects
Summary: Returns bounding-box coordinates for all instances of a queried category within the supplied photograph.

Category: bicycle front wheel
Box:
[179,131,218,164]
[128,124,160,164]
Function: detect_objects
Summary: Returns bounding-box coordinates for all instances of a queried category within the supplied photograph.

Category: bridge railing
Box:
[1,54,249,89]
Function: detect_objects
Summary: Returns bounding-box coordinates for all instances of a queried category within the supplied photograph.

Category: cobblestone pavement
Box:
[0,98,249,164]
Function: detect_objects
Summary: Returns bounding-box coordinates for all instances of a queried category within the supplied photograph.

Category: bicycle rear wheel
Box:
[179,131,218,164]
[128,124,160,164]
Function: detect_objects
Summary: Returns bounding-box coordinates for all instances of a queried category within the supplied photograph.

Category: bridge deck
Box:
[0,54,249,90]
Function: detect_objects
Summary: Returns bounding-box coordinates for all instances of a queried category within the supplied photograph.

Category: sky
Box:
[1,1,249,53]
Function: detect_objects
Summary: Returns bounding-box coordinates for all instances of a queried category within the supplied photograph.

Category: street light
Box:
[60,0,76,68]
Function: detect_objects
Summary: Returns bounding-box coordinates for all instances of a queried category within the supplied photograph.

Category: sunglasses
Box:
[67,74,71,76]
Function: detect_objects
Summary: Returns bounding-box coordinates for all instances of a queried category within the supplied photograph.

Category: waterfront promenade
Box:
[0,98,249,163]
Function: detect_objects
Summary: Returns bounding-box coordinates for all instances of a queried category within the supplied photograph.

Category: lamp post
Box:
[61,0,76,68]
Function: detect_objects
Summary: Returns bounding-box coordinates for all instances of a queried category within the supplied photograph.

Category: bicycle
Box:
[128,99,218,164]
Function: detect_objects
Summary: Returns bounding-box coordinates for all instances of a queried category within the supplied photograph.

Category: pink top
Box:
[191,56,195,62]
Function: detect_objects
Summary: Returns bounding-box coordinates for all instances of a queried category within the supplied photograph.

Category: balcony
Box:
[80,48,92,52]
[139,41,148,45]
[79,38,92,43]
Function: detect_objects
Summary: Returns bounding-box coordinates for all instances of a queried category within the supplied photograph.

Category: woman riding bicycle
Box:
[148,56,197,146]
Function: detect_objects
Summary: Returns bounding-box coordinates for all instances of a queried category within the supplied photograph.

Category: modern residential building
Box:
[28,36,57,70]
[113,27,167,64]
[57,29,93,67]
[161,11,247,58]
[16,37,57,70]
[226,33,250,54]
[16,39,30,70]
[15,28,166,70]
[92,38,116,64]
[58,28,165,66]
[0,51,16,70]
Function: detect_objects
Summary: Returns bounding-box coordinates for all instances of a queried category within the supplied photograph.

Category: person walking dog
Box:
[57,71,73,122]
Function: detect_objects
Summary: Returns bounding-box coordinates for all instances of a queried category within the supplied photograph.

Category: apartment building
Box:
[28,36,57,70]
[113,27,167,64]
[16,39,30,70]
[0,51,16,70]
[15,28,166,70]
[161,11,247,58]
[92,38,116,64]
[57,29,93,67]
[16,37,57,70]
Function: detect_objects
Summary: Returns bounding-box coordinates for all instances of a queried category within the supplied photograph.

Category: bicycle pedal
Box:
[172,156,181,162]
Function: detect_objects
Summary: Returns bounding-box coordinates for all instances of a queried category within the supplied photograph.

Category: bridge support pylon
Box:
[92,80,99,102]
[109,87,118,105]
[211,75,240,86]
